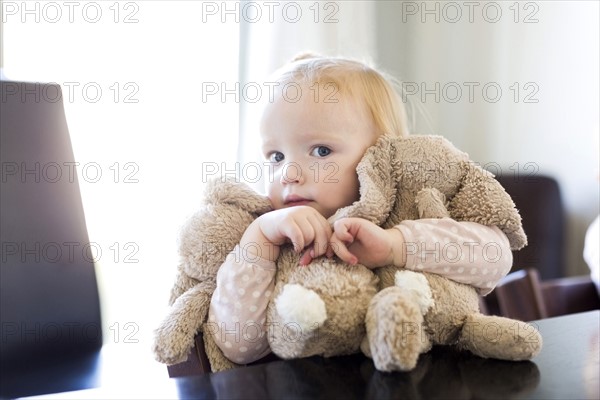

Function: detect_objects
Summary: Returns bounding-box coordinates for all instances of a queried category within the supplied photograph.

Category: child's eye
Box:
[311,146,331,157]
[268,152,284,163]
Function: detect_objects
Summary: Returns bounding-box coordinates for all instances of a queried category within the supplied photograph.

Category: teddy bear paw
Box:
[152,326,194,365]
[274,283,327,332]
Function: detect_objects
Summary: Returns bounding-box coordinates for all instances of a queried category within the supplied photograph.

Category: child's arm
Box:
[207,245,275,364]
[331,218,512,295]
[208,206,332,363]
[395,219,511,295]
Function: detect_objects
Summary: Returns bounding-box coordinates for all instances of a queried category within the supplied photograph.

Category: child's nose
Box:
[280,161,305,185]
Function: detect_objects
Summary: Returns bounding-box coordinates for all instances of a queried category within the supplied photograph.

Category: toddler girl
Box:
[208,55,512,365]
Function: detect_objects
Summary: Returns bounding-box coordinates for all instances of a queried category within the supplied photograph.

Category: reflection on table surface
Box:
[178,346,541,400]
[176,310,599,400]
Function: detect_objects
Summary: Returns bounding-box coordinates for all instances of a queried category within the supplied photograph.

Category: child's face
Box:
[260,83,378,219]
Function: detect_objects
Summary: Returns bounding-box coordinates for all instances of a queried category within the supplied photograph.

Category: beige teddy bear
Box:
[153,134,542,373]
[152,179,272,368]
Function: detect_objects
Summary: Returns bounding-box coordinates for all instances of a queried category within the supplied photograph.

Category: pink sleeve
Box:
[395,218,512,296]
[207,245,276,364]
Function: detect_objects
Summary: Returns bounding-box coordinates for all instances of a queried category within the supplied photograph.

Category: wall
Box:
[375,1,599,277]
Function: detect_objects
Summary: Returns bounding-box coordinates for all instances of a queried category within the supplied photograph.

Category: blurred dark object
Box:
[0,80,103,398]
[482,174,600,322]
[493,268,548,321]
[484,268,600,321]
[496,174,565,280]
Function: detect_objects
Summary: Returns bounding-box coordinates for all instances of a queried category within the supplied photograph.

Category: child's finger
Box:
[298,250,313,266]
[284,223,305,253]
[330,234,358,265]
[333,219,356,244]
[325,245,334,259]
[311,214,332,259]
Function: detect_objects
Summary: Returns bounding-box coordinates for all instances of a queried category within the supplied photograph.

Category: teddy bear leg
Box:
[458,314,543,361]
[270,260,379,359]
[153,285,213,365]
[363,285,432,372]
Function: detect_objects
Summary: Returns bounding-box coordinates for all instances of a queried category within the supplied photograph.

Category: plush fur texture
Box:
[153,134,542,373]
[153,178,271,369]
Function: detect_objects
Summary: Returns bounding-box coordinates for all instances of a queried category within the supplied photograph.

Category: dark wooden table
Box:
[13,310,600,399]
[173,310,599,400]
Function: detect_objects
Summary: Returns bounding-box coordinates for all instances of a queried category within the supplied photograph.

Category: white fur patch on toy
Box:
[275,284,327,332]
[394,270,434,315]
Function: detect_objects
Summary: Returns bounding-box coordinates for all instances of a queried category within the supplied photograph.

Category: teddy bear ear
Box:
[329,135,395,225]
[449,163,528,251]
[202,176,272,215]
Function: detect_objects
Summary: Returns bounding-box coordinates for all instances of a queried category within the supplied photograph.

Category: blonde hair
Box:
[270,53,410,137]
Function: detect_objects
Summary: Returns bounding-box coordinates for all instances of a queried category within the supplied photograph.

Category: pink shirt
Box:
[207,218,512,364]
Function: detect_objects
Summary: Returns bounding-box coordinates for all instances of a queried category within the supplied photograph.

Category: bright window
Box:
[2,1,240,349]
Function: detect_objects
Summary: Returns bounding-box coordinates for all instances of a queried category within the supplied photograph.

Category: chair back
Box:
[496,174,565,279]
[493,268,548,321]
[0,81,103,374]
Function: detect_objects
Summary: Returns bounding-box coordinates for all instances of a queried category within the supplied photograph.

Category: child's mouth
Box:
[284,195,311,207]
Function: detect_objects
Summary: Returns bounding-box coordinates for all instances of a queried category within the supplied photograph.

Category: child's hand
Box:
[240,206,333,264]
[329,218,407,269]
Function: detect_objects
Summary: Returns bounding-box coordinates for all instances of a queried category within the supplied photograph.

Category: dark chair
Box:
[167,334,211,377]
[483,174,599,321]
[494,268,548,321]
[0,81,103,398]
[541,275,600,318]
[496,174,565,280]
[488,268,600,322]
